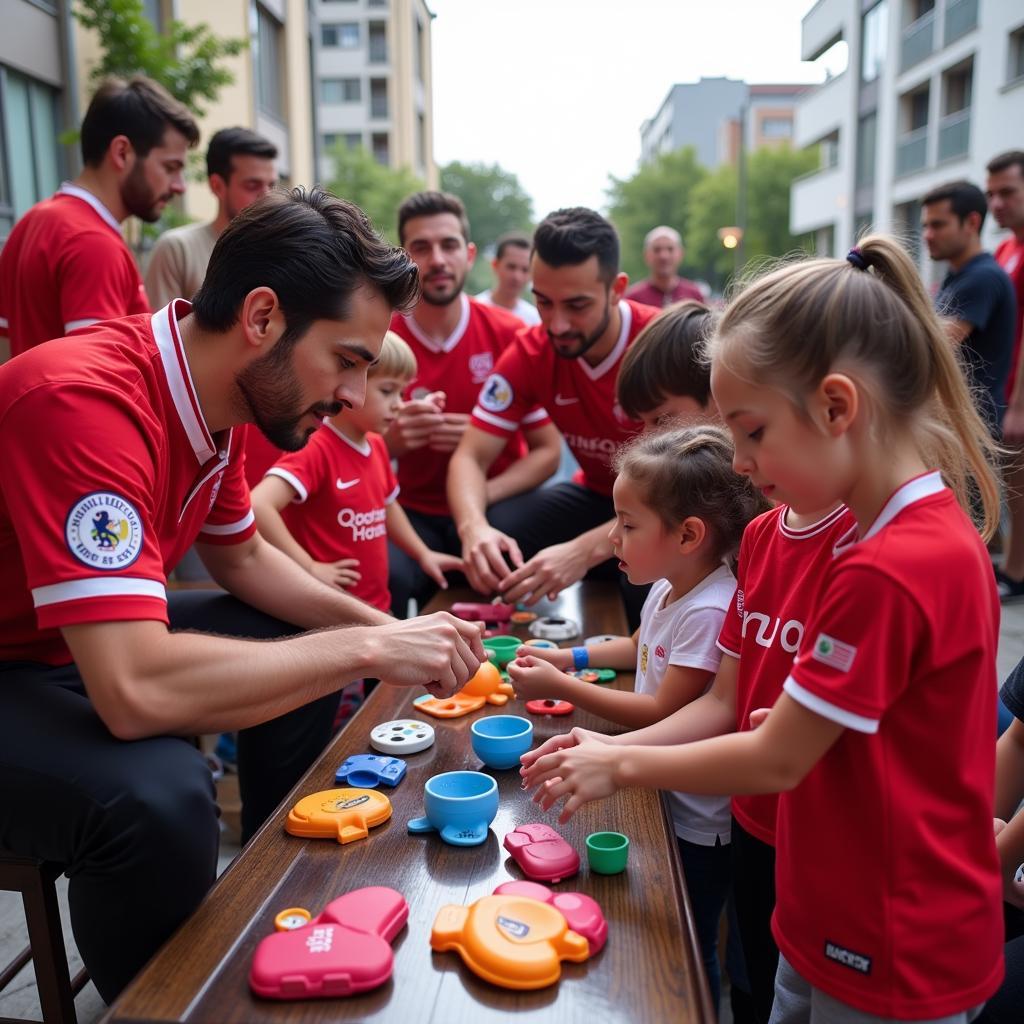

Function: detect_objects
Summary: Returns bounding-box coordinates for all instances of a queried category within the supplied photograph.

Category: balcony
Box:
[900,11,934,73]
[800,0,847,63]
[937,109,970,162]
[791,164,845,235]
[945,0,977,46]
[794,71,849,149]
[895,125,929,177]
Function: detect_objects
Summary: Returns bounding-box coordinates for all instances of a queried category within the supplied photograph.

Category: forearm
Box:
[484,447,559,506]
[252,502,315,571]
[576,636,636,670]
[997,812,1024,888]
[546,675,680,729]
[995,719,1024,819]
[610,687,737,746]
[449,450,492,535]
[574,520,616,570]
[386,504,430,561]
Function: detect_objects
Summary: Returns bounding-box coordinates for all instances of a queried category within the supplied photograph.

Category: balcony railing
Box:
[900,11,934,73]
[896,125,929,177]
[938,109,971,162]
[944,0,978,46]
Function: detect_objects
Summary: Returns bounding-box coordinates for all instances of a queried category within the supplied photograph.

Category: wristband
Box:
[572,646,589,671]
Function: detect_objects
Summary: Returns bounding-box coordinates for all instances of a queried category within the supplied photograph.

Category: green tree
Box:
[606,147,707,285]
[742,144,818,265]
[440,161,534,294]
[687,163,741,292]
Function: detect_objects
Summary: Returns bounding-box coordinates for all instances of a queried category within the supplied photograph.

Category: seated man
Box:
[0,188,484,1003]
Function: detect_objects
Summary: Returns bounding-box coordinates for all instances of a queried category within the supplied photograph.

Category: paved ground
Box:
[4,602,1023,1024]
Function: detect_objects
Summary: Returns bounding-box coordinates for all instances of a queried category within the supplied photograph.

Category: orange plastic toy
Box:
[414,661,514,719]
[430,894,589,989]
[285,788,392,845]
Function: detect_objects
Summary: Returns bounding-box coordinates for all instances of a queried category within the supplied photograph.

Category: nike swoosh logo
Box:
[336,478,360,490]
[554,394,579,406]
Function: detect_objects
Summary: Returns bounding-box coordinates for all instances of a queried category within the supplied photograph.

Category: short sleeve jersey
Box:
[771,474,1003,1018]
[389,295,551,516]
[0,300,256,666]
[624,278,703,308]
[471,299,660,496]
[717,503,857,845]
[995,237,1024,401]
[0,185,149,356]
[635,569,736,846]
[242,425,285,491]
[266,424,399,612]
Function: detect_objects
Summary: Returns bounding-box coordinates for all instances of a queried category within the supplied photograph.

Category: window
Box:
[320,77,361,104]
[372,132,389,165]
[254,4,284,120]
[820,131,840,169]
[860,1,888,83]
[760,117,792,139]
[417,112,426,171]
[1010,26,1024,85]
[907,85,930,130]
[321,23,359,49]
[414,16,425,83]
[370,78,388,119]
[907,0,934,22]
[323,133,363,152]
[855,112,877,187]
[943,61,973,115]
[368,0,387,6]
[369,21,387,63]
[345,133,362,150]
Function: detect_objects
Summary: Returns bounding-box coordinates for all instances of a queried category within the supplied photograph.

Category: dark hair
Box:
[495,232,531,261]
[987,150,1024,177]
[533,207,619,283]
[617,301,713,418]
[206,127,278,181]
[613,425,768,565]
[921,179,987,229]
[193,187,420,345]
[397,191,470,244]
[80,75,199,167]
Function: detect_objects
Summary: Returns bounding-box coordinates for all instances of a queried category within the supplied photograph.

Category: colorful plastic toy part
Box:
[451,601,513,623]
[493,881,608,955]
[407,770,498,846]
[529,616,580,641]
[569,668,617,683]
[431,894,589,989]
[334,753,407,789]
[250,887,408,1000]
[524,638,558,650]
[504,823,580,883]
[413,661,514,719]
[525,698,575,717]
[285,789,392,845]
[369,719,434,755]
[510,610,538,624]
[274,908,312,932]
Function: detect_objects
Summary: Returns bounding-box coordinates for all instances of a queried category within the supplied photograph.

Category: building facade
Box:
[311,0,437,187]
[791,0,1024,281]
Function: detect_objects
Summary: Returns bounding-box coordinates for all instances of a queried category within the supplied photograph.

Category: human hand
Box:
[513,644,574,671]
[499,539,589,605]
[507,654,570,700]
[386,391,446,456]
[310,558,361,589]
[1003,407,1024,445]
[418,549,465,590]
[459,523,523,594]
[428,412,470,453]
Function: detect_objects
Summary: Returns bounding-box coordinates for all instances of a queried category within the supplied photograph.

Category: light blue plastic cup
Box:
[470,715,534,770]
[407,770,499,846]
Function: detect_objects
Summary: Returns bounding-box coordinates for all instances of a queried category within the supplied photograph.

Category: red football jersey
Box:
[389,296,550,515]
[0,185,149,357]
[0,300,256,665]
[718,503,856,845]
[995,237,1024,400]
[470,299,659,496]
[266,424,399,612]
[242,425,285,491]
[773,474,1003,1017]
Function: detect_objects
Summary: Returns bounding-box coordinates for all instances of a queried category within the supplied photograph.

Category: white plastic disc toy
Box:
[370,719,435,755]
[529,616,580,641]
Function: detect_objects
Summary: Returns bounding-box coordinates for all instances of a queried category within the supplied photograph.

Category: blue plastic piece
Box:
[335,753,407,789]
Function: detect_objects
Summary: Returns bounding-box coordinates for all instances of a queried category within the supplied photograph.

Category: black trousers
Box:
[0,591,342,1003]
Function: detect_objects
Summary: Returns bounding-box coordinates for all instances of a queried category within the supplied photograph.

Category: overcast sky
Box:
[429,0,836,218]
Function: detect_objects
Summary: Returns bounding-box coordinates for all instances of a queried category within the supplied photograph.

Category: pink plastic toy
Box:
[249,887,408,1000]
[493,880,608,955]
[503,822,580,883]
[451,601,513,623]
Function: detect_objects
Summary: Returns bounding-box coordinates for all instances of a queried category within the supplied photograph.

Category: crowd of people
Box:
[0,72,1023,1024]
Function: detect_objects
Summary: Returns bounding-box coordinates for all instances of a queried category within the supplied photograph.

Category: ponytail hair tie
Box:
[846,247,868,270]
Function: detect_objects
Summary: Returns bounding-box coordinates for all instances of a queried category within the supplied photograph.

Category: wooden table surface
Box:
[101,582,712,1023]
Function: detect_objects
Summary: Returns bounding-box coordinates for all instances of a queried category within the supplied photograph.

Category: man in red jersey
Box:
[986,151,1024,599]
[448,207,660,627]
[625,225,704,308]
[385,191,561,614]
[0,189,484,1003]
[0,76,198,360]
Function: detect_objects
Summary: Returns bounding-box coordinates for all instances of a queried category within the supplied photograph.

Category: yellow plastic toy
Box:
[430,894,589,989]
[414,661,515,719]
[285,788,392,845]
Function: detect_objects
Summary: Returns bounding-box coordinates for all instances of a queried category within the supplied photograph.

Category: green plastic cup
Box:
[483,635,521,668]
[586,831,629,874]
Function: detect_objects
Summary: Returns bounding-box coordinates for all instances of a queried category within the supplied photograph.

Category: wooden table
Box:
[101,582,712,1023]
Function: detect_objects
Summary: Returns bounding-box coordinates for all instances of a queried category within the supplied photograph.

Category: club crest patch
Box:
[65,492,144,570]
[479,373,514,413]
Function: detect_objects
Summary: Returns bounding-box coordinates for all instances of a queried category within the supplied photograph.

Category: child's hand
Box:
[513,644,574,671]
[748,707,771,729]
[418,549,464,589]
[520,726,610,769]
[507,654,569,700]
[310,558,361,589]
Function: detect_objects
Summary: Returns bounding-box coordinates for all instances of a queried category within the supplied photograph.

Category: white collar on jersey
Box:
[323,417,372,457]
[402,293,471,353]
[579,300,632,381]
[834,470,946,556]
[151,300,219,465]
[58,181,122,234]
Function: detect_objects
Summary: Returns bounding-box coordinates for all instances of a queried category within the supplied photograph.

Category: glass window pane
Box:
[4,72,36,217]
[29,80,59,199]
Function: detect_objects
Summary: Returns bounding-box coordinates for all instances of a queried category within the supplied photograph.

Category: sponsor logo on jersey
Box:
[338,506,387,542]
[468,350,494,383]
[336,477,360,490]
[554,393,579,406]
[65,492,144,569]
[811,633,857,672]
[741,611,804,654]
[824,940,872,974]
[479,373,513,413]
[562,433,617,456]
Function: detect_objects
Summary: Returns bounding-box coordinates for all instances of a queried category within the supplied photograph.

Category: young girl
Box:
[522,236,1005,1023]
[510,424,766,1012]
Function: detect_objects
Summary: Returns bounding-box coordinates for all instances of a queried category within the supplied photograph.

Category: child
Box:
[522,236,1004,1023]
[509,425,765,1011]
[251,331,463,616]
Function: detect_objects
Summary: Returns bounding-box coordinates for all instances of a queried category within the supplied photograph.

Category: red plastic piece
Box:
[525,698,575,716]
[493,880,608,955]
[503,822,581,883]
[451,601,514,623]
[249,887,408,1000]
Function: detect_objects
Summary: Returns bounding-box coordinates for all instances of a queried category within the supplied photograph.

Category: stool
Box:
[0,852,87,1024]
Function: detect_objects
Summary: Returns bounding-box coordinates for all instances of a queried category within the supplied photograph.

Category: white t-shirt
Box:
[635,566,736,846]
[474,288,541,326]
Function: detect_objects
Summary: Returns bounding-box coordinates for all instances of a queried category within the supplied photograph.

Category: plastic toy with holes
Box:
[525,698,575,716]
[492,881,608,955]
[334,753,407,789]
[504,822,580,883]
[369,719,435,755]
[285,788,392,844]
[250,887,408,1000]
[430,893,590,989]
[413,661,514,719]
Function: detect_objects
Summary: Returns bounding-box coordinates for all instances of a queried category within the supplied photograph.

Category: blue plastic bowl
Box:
[471,715,534,770]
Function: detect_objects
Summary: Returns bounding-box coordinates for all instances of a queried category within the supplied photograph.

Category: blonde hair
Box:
[708,235,1001,538]
[612,425,769,564]
[370,330,417,381]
